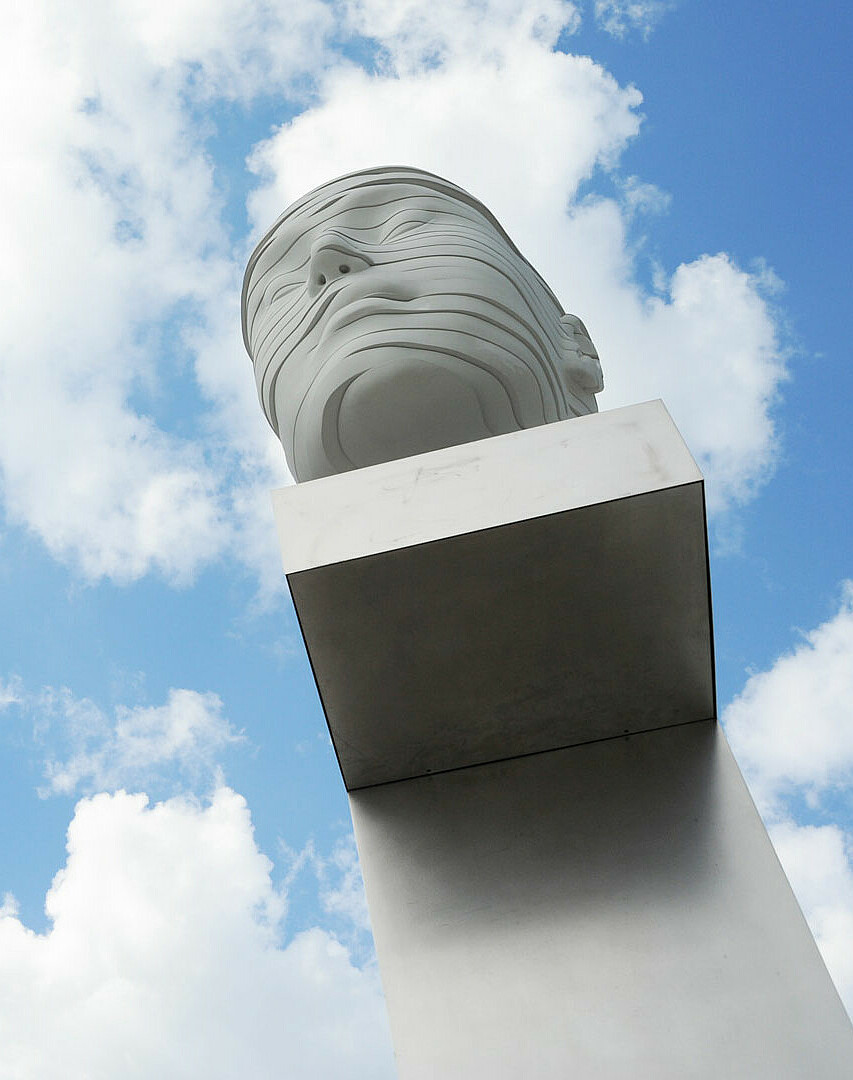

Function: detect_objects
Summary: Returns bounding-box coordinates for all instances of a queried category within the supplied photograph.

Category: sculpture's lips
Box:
[319,294,420,344]
[316,288,546,368]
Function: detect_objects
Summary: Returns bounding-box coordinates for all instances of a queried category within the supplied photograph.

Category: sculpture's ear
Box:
[559,313,604,393]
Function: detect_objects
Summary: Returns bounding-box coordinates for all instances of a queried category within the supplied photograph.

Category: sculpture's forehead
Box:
[264,181,496,262]
[241,171,564,351]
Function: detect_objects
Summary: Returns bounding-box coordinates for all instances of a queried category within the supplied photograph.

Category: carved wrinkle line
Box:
[261,287,419,433]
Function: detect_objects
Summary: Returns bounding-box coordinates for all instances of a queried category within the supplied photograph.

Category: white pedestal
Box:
[275,401,713,789]
[274,401,853,1076]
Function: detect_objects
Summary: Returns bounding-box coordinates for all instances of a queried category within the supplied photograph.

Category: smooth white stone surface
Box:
[351,721,853,1079]
[279,400,712,789]
[273,400,699,574]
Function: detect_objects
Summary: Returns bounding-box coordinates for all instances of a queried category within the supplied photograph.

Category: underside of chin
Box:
[292,349,541,481]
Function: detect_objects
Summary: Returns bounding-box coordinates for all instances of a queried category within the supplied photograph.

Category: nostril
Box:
[309,239,372,295]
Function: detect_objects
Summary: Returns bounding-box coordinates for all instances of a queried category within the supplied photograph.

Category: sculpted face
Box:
[242,167,602,482]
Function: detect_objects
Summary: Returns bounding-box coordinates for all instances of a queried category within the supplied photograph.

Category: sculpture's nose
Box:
[307,233,373,297]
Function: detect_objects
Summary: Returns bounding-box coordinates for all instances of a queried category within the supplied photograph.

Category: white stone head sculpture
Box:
[242,166,603,482]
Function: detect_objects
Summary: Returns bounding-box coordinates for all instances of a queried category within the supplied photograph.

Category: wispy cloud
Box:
[594,0,676,39]
[40,687,243,797]
[0,678,22,709]
[6,680,243,797]
[278,832,375,964]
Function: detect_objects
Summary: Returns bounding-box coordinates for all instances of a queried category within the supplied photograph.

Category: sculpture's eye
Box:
[383,215,432,243]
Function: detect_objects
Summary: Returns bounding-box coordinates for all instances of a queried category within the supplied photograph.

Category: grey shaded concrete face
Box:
[242,166,602,481]
[351,722,853,1078]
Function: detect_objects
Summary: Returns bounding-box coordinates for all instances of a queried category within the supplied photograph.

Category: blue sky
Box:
[0,1,851,1074]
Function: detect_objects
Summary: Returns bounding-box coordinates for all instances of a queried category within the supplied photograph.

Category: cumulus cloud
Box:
[0,1,312,585]
[247,23,640,232]
[0,787,394,1079]
[106,0,333,100]
[247,0,787,515]
[723,582,853,1015]
[592,244,785,510]
[725,581,853,815]
[769,820,853,1014]
[18,684,243,797]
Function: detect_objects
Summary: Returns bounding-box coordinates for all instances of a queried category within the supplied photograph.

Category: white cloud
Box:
[247,2,787,515]
[592,243,786,511]
[0,787,394,1079]
[594,0,675,38]
[0,1,316,585]
[2,0,788,586]
[0,678,22,709]
[278,833,373,955]
[247,38,641,235]
[770,820,853,1015]
[108,0,333,100]
[619,174,672,217]
[724,582,853,815]
[318,837,372,934]
[723,583,853,1017]
[340,0,581,72]
[33,686,243,797]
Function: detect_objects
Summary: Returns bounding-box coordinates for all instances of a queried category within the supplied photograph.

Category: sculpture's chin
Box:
[334,359,502,469]
[285,349,530,479]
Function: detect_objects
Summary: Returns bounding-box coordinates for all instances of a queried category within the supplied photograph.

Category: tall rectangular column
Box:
[350,720,852,1078]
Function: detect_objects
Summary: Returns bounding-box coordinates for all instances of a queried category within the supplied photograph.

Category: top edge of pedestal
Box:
[272,399,702,575]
